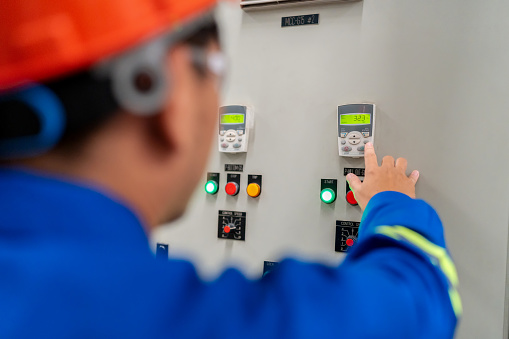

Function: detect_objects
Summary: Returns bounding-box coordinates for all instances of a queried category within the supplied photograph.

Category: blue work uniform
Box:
[0,168,461,338]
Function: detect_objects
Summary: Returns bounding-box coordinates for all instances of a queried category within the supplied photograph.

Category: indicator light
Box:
[320,188,336,204]
[247,183,261,198]
[346,190,358,206]
[205,180,219,195]
[225,182,240,196]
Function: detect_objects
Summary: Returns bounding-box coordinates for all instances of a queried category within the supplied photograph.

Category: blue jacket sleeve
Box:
[154,192,460,339]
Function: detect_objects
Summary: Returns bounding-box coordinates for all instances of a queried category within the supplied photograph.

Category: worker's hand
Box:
[346,143,419,212]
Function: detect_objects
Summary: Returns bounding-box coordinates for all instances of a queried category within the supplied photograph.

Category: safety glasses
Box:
[190,47,227,87]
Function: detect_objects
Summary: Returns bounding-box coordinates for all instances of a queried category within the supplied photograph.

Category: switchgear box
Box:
[153,3,509,339]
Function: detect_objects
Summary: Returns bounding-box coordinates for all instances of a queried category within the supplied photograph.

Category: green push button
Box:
[320,188,336,204]
[205,180,219,195]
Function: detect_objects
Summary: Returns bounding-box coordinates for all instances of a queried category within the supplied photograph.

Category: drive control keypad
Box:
[220,129,245,150]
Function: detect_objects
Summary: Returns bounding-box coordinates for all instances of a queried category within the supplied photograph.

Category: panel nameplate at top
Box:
[282,14,319,28]
[225,164,244,172]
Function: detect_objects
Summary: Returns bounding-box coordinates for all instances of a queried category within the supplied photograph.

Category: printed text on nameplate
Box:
[282,14,319,28]
[225,164,244,172]
[344,168,365,177]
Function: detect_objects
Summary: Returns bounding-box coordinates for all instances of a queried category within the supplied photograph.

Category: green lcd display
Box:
[221,114,245,124]
[340,114,371,125]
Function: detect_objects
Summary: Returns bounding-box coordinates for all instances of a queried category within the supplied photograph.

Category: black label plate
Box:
[321,179,338,192]
[225,164,244,172]
[207,172,220,183]
[155,243,169,260]
[263,261,279,277]
[344,168,365,177]
[282,14,319,28]
[248,174,262,186]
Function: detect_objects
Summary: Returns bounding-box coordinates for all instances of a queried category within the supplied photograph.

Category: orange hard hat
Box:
[0,0,218,90]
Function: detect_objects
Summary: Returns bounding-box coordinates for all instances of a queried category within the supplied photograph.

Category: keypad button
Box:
[237,130,244,136]
[342,146,352,152]
[238,138,243,142]
[220,131,225,136]
[221,143,228,148]
[357,146,365,152]
[348,132,362,139]
[349,139,361,145]
[341,140,346,145]
[226,137,236,142]
[364,139,369,144]
[362,132,370,137]
[226,130,237,138]
[340,132,348,138]
[233,143,242,149]
[220,138,225,142]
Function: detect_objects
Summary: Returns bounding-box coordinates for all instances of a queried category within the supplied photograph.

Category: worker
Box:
[0,0,460,338]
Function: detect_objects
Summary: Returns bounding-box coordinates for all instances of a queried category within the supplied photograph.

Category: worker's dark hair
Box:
[0,21,219,157]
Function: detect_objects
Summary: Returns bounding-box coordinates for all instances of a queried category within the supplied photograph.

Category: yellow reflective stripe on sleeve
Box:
[449,288,463,317]
[376,225,462,318]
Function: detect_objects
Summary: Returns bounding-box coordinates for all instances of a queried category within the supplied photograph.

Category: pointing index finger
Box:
[364,142,378,170]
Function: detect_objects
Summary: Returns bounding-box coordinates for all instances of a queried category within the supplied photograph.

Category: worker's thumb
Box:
[409,170,420,185]
[346,173,362,193]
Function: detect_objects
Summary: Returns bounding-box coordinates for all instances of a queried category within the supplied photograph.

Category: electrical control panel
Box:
[338,104,375,158]
[218,105,253,153]
[153,4,509,338]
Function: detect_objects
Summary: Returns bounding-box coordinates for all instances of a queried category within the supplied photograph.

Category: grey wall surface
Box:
[152,1,509,338]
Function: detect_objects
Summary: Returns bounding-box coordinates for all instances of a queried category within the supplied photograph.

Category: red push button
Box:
[346,238,355,247]
[225,182,240,196]
[224,226,231,233]
[346,190,358,206]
